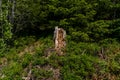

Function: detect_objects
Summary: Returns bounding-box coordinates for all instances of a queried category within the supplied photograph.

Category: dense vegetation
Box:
[0,0,120,79]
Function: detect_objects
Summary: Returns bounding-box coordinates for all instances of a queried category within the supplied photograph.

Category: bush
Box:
[21,54,33,68]
[61,54,95,80]
[2,62,22,80]
[14,36,36,48]
[32,68,53,80]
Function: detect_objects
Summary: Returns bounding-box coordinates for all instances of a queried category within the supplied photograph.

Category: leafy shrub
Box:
[61,54,95,80]
[2,62,22,80]
[32,68,53,80]
[32,57,48,66]
[14,36,36,48]
[21,54,33,68]
[66,41,100,56]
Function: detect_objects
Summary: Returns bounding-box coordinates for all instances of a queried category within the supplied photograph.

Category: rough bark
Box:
[54,26,66,55]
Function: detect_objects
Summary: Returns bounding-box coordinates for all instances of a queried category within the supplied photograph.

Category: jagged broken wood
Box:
[44,26,66,58]
[54,26,66,55]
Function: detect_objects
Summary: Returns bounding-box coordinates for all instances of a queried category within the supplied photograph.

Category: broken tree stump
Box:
[53,26,66,55]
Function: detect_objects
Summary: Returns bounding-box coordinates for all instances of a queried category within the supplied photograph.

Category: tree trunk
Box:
[8,0,15,24]
[11,0,15,24]
[54,26,66,55]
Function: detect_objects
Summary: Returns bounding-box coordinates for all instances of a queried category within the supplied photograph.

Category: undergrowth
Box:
[0,36,120,80]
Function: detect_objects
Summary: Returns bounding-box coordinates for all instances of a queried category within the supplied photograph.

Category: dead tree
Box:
[53,26,66,55]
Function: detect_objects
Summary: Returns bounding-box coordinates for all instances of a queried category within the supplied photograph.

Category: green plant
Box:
[32,68,53,80]
[2,62,22,80]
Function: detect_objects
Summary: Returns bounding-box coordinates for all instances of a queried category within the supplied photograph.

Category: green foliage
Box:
[61,54,95,80]
[0,39,6,55]
[66,41,100,56]
[21,54,33,68]
[0,37,120,79]
[1,0,120,79]
[48,53,60,68]
[2,62,22,80]
[9,0,120,43]
[13,36,36,47]
[0,0,13,54]
[69,28,90,42]
[5,48,19,61]
[63,40,120,79]
[32,57,48,66]
[1,1,13,40]
[32,68,53,80]
[87,20,110,42]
